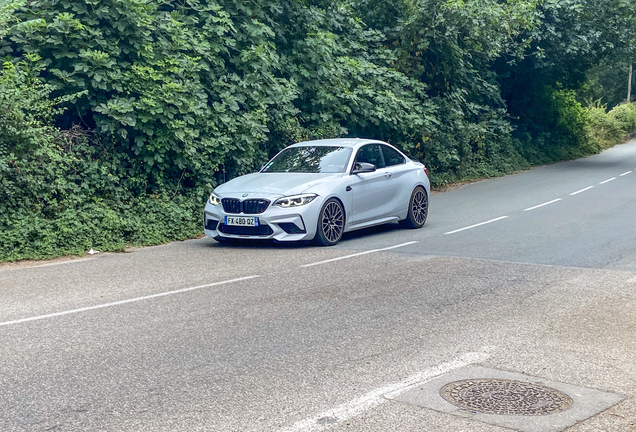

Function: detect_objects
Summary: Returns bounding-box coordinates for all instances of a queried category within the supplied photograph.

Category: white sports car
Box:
[203,138,430,246]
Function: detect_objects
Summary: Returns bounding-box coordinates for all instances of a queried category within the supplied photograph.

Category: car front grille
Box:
[243,199,270,214]
[221,198,242,214]
[221,198,270,214]
[218,223,273,236]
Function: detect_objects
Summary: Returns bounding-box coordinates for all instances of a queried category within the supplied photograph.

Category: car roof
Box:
[288,138,388,148]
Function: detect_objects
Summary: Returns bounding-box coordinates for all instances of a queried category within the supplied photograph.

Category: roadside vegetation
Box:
[1,0,636,261]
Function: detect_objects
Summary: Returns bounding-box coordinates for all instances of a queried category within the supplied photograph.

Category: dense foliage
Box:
[1,0,636,260]
[0,64,202,259]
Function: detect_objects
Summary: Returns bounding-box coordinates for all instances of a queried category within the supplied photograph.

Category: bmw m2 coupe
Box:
[203,138,430,246]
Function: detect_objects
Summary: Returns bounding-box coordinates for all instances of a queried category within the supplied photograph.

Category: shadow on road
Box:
[203,222,404,249]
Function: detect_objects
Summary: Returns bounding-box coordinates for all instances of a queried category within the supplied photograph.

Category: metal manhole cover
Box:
[440,379,573,415]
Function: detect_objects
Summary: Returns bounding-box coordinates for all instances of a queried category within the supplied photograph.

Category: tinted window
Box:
[381,145,405,166]
[354,144,385,169]
[262,146,352,173]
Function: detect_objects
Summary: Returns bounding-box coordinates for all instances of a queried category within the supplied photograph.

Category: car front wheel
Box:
[399,186,428,229]
[313,198,345,246]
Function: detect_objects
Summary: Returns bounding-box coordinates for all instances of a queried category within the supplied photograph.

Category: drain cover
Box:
[440,379,573,415]
[394,366,624,432]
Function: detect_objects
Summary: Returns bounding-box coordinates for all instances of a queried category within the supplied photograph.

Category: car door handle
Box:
[384,172,392,178]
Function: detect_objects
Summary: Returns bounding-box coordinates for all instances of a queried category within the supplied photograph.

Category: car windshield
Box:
[262,146,352,173]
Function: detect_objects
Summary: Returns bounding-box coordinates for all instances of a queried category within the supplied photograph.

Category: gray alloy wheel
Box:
[313,198,345,246]
[399,186,428,229]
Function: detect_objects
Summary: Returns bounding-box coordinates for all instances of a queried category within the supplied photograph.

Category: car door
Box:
[349,144,394,225]
[379,144,411,215]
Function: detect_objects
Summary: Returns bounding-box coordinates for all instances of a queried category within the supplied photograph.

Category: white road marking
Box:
[280,350,489,432]
[570,186,594,196]
[301,242,418,268]
[620,171,632,176]
[0,275,260,327]
[443,216,509,235]
[523,198,562,212]
[599,177,616,184]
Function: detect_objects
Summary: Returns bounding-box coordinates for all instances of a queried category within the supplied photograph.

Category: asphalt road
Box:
[2,141,636,432]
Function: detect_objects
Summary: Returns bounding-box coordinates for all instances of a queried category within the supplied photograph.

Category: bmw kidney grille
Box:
[221,198,270,214]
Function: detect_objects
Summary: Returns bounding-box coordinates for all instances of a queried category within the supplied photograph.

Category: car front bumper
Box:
[203,199,322,242]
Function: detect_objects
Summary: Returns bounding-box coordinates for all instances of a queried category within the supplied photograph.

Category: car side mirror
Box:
[352,162,377,175]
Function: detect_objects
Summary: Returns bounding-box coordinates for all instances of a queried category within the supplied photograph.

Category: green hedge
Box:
[0,65,201,261]
[1,132,204,261]
[588,102,636,148]
[1,0,635,261]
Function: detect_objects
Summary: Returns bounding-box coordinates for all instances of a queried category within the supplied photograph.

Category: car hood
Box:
[215,172,344,198]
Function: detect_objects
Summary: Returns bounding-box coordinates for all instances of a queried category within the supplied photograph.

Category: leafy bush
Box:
[1,130,204,261]
[0,61,57,155]
[608,103,636,135]
[511,88,602,165]
[1,0,299,189]
[0,64,202,261]
[587,102,636,148]
[587,104,624,148]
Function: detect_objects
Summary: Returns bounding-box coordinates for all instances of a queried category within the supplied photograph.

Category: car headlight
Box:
[274,194,317,208]
[209,192,222,206]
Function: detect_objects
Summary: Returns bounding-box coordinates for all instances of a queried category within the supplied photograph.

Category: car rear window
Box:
[382,145,406,166]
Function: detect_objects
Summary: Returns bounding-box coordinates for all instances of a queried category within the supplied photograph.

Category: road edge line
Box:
[523,198,562,212]
[280,350,490,432]
[301,242,418,268]
[444,216,509,235]
[0,275,260,327]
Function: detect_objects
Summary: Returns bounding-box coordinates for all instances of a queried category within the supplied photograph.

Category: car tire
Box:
[399,186,428,229]
[312,198,345,246]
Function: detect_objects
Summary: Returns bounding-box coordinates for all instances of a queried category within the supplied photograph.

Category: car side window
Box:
[354,144,385,169]
[381,145,405,167]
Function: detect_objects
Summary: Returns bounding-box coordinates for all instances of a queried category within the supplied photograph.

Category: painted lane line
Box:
[620,171,632,176]
[599,177,616,184]
[443,216,509,235]
[523,198,562,212]
[301,242,418,268]
[0,275,260,327]
[570,186,594,196]
[280,350,489,432]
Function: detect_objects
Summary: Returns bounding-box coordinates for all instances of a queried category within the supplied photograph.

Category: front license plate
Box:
[225,216,259,227]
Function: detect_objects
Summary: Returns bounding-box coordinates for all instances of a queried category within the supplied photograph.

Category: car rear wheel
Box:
[399,186,428,229]
[312,198,345,246]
